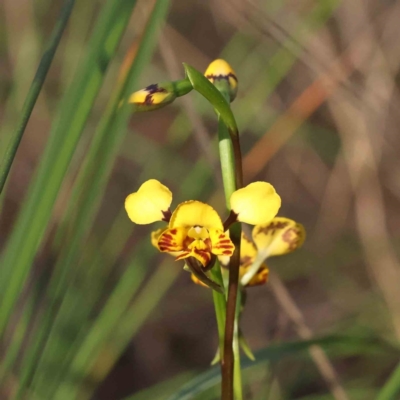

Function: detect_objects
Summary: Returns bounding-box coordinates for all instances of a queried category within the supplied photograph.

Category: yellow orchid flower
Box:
[125,180,234,267]
[125,179,282,268]
[198,218,304,288]
[157,201,234,267]
[205,59,238,101]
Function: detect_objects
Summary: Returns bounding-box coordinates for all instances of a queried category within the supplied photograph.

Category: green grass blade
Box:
[121,372,196,400]
[0,0,138,336]
[376,361,400,400]
[20,2,170,396]
[0,0,75,194]
[168,336,396,400]
[60,260,180,400]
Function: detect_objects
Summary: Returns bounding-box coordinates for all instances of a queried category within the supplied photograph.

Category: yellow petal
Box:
[240,264,269,286]
[252,217,305,257]
[170,201,223,231]
[151,228,181,257]
[208,229,235,257]
[158,227,188,252]
[125,179,172,224]
[230,182,281,225]
[218,231,254,267]
[240,232,257,268]
[151,228,165,249]
[204,59,238,101]
[175,248,212,267]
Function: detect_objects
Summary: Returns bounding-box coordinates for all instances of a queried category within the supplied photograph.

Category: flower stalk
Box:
[207,62,243,400]
[123,59,303,400]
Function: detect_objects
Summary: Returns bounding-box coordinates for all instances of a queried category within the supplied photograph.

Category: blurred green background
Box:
[1,0,400,399]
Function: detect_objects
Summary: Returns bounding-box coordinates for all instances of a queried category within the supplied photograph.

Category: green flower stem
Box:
[217,118,236,209]
[222,223,241,400]
[0,0,75,194]
[183,62,242,185]
[172,78,194,97]
[210,262,227,361]
[217,85,242,400]
[180,63,243,399]
[233,288,244,400]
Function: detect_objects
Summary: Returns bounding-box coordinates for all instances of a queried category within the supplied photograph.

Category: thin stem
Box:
[233,290,243,400]
[216,84,243,400]
[229,127,243,189]
[210,263,227,361]
[218,118,237,208]
[0,0,75,194]
[222,231,241,400]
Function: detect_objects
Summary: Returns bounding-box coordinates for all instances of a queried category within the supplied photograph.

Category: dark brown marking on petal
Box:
[215,244,234,249]
[175,251,191,262]
[158,242,173,248]
[169,228,177,234]
[282,227,302,251]
[143,84,168,106]
[219,234,225,239]
[145,83,167,94]
[240,255,253,268]
[206,73,238,83]
[257,221,288,236]
[223,250,232,255]
[183,236,193,249]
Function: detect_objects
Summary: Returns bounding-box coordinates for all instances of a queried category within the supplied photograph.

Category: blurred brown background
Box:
[1,0,400,399]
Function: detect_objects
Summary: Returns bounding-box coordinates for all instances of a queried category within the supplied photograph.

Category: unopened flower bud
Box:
[128,78,192,112]
[204,59,238,102]
[129,82,176,112]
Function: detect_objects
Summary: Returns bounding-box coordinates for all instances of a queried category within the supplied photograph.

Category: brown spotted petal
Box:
[252,217,305,257]
[175,247,212,267]
[208,229,235,257]
[157,227,188,253]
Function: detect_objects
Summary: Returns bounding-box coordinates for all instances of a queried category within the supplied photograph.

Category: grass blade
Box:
[0,0,138,336]
[0,0,75,194]
[168,336,395,400]
[376,361,400,400]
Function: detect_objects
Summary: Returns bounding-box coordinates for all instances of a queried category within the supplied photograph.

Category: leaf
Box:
[376,361,400,400]
[167,335,398,400]
[183,63,238,133]
[0,0,75,194]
